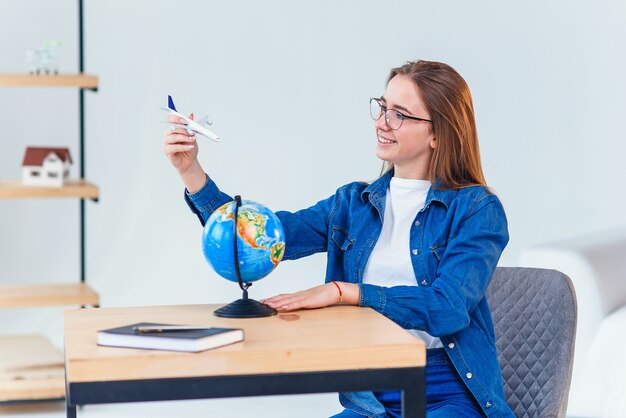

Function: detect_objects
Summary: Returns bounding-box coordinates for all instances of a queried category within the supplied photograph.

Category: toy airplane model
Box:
[161,95,221,142]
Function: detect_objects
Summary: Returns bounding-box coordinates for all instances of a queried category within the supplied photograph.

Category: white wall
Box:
[0,0,625,411]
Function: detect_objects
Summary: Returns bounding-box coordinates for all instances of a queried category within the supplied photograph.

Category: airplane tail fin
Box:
[167,95,177,112]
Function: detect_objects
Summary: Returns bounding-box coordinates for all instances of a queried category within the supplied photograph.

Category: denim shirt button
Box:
[466,372,473,379]
[421,280,428,286]
[448,342,455,349]
[485,401,492,408]
[412,249,418,255]
[414,220,420,226]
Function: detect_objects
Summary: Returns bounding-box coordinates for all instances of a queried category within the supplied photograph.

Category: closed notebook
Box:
[97,322,244,353]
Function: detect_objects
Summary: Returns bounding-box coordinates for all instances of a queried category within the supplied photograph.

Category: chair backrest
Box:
[486,267,577,418]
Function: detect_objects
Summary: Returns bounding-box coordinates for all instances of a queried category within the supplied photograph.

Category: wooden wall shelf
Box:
[0,283,99,309]
[0,74,98,89]
[0,1,100,406]
[0,180,99,199]
[0,335,65,402]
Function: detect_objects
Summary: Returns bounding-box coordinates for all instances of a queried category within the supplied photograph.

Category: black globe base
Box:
[214,297,277,318]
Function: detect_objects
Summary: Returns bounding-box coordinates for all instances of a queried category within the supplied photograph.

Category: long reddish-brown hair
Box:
[382,60,487,189]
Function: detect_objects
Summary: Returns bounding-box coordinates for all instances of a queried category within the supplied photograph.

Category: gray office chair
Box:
[486,267,577,418]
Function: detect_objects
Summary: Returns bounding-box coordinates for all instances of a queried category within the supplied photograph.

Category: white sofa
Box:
[519,228,626,418]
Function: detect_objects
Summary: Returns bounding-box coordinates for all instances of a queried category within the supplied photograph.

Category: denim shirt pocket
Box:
[429,240,448,279]
[430,241,447,261]
[331,226,355,251]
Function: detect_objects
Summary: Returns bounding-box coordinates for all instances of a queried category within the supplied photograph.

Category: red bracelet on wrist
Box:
[331,281,343,304]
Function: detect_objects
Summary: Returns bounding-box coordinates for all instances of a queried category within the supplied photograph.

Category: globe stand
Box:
[213,286,277,318]
[214,195,278,318]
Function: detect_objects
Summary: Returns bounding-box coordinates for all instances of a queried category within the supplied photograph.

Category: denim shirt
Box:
[184,170,513,418]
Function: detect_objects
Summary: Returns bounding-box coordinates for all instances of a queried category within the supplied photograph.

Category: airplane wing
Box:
[196,114,212,127]
[169,123,194,135]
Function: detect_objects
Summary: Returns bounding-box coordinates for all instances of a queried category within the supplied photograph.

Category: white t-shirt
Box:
[362,177,443,349]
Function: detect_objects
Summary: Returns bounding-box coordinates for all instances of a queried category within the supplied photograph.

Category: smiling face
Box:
[375,74,436,180]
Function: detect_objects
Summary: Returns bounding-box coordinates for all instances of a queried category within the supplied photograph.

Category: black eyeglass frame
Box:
[370,97,432,130]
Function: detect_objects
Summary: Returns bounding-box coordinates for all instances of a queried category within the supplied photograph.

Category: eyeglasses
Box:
[369,97,432,130]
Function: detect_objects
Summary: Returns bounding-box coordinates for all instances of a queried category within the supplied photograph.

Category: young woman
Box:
[164,60,513,418]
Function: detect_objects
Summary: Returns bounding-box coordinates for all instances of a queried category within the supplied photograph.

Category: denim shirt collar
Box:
[361,169,454,216]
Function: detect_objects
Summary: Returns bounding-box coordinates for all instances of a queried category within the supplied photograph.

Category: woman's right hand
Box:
[163,113,198,174]
[163,113,207,193]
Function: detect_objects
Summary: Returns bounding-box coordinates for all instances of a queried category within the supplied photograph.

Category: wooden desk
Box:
[64,304,426,417]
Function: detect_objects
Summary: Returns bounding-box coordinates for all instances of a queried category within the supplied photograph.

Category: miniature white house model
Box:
[22,147,72,187]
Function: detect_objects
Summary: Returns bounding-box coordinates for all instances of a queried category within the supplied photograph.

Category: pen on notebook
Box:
[133,325,213,333]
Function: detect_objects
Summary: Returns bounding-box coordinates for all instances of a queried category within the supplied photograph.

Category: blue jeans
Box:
[331,349,484,418]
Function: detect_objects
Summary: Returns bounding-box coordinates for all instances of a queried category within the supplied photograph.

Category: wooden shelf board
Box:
[0,73,98,88]
[0,179,99,199]
[0,283,99,309]
[0,335,65,402]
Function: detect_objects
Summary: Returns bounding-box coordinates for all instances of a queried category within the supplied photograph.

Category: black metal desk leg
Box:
[67,404,77,418]
[402,369,426,418]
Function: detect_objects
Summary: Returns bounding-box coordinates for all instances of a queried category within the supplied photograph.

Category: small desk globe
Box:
[202,196,285,318]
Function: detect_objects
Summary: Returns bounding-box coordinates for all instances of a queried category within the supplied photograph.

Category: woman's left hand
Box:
[262,282,358,312]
